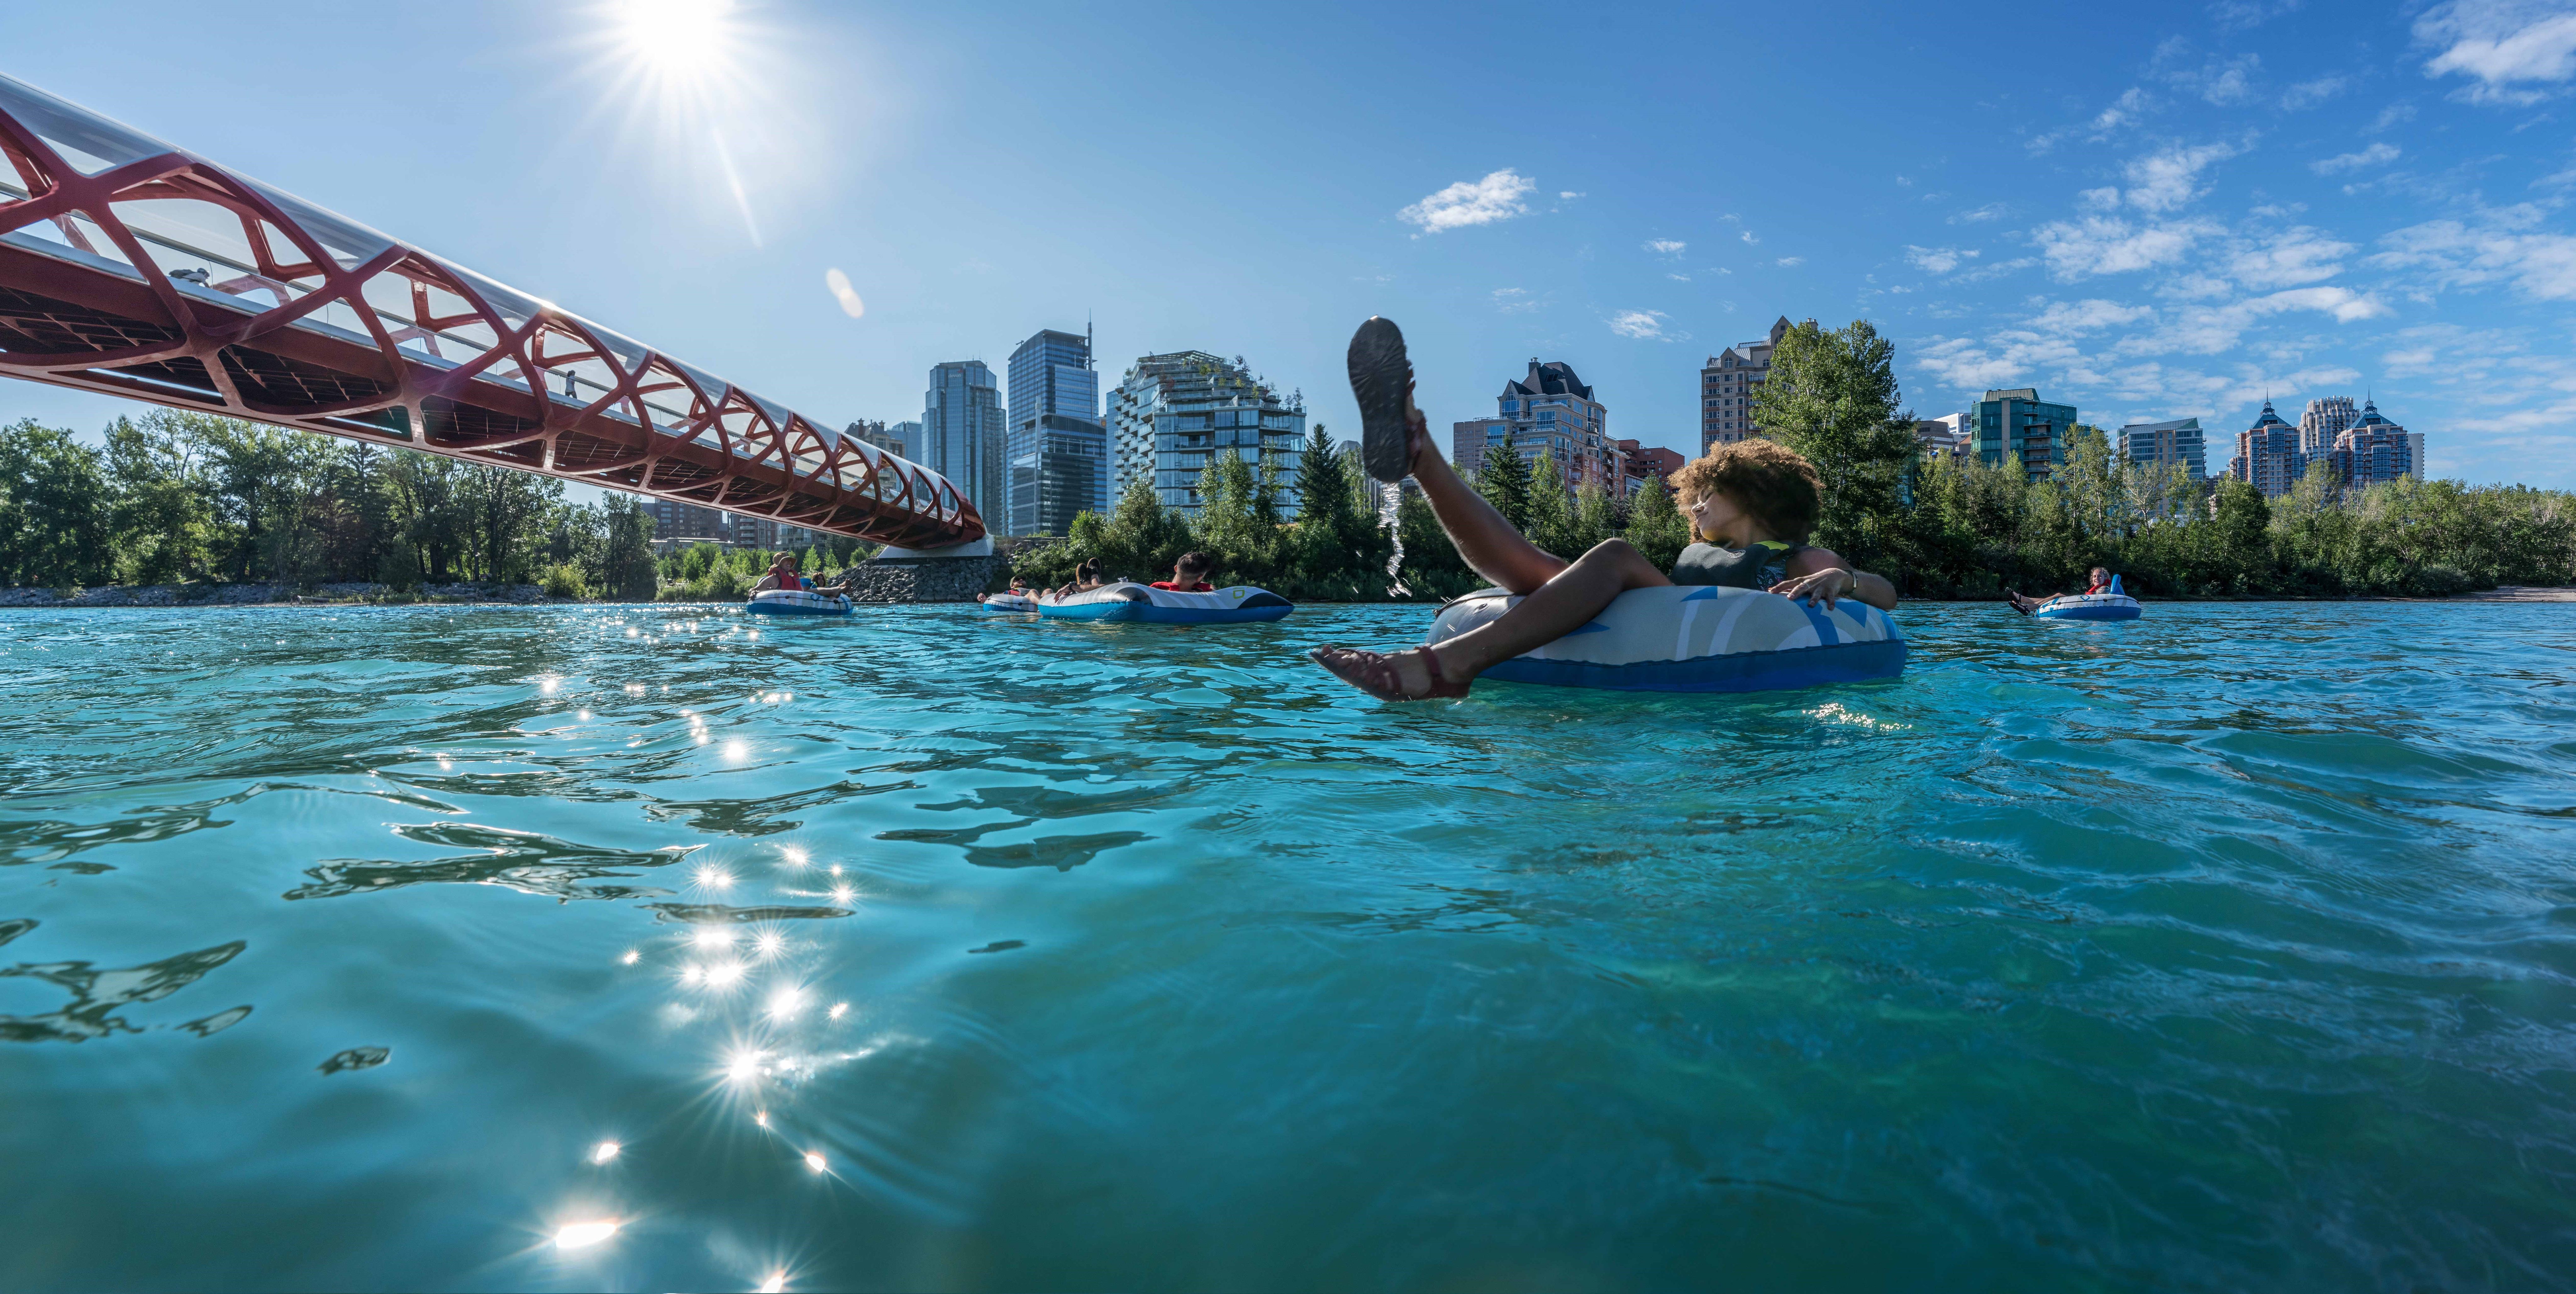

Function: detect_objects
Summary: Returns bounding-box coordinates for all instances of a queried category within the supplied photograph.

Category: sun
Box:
[611,0,738,78]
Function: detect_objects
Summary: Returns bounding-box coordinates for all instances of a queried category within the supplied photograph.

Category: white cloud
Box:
[2032,298,2157,332]
[1607,309,1671,340]
[1740,230,1760,245]
[2210,0,2302,30]
[1668,272,1691,281]
[2244,285,2392,321]
[2122,141,2242,213]
[822,267,864,319]
[2373,204,2576,298]
[1644,238,1687,255]
[2033,214,2223,278]
[2093,87,2150,132]
[2418,1,2576,103]
[1491,287,1539,314]
[1905,245,1982,274]
[2371,103,2420,131]
[2159,47,2264,105]
[2311,142,2402,173]
[2231,226,2357,286]
[2282,75,2349,108]
[1777,256,1805,267]
[1559,191,1585,200]
[1398,169,1538,234]
[1950,202,2009,224]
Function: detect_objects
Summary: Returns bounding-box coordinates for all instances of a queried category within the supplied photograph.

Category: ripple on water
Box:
[1,600,2573,1291]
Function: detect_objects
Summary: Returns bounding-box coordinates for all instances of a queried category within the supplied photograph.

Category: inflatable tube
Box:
[1425,584,1905,693]
[2033,575,2141,621]
[2033,594,2141,620]
[1036,581,1293,624]
[746,588,852,618]
[982,592,1040,614]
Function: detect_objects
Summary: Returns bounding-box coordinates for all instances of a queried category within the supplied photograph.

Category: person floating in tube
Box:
[2006,567,2116,616]
[1151,553,1217,592]
[1309,316,1897,702]
[751,552,808,593]
[1047,558,1107,602]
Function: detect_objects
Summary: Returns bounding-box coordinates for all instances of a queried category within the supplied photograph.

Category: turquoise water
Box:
[3,601,2572,1292]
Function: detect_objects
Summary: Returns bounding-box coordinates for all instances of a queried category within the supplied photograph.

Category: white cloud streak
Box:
[2418,0,2576,103]
[1399,169,1538,234]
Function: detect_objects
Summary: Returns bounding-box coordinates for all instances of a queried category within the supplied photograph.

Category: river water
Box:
[3,601,2571,1292]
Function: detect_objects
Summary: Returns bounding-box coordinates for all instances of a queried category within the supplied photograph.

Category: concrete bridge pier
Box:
[848,537,1003,603]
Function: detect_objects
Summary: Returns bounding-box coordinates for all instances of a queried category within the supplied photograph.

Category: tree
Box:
[0,419,113,587]
[1572,481,1625,555]
[1524,450,1578,558]
[1751,317,1916,563]
[103,414,213,585]
[599,494,660,601]
[1194,450,1278,586]
[1625,475,1690,570]
[1475,432,1534,532]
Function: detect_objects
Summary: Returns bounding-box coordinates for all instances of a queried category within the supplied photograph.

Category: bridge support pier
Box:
[848,537,1002,603]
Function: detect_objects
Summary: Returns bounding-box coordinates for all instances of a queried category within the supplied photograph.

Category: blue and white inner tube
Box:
[2033,575,2142,621]
[982,592,1040,614]
[1426,584,1905,692]
[1036,581,1293,624]
[746,588,852,618]
[2033,594,2141,620]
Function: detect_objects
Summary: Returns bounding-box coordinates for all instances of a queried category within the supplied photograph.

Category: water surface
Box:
[3,601,2572,1291]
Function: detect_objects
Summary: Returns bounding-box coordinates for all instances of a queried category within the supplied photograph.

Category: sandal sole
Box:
[1346,316,1414,484]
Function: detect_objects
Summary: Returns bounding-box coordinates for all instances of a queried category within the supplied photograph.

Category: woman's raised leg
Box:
[1348,316,1563,596]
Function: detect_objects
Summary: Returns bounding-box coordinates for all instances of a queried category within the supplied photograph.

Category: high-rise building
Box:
[2299,396,2357,458]
[1004,328,1108,535]
[2227,399,2306,497]
[844,419,906,458]
[920,361,1005,522]
[1914,413,1972,460]
[889,420,923,459]
[1700,316,1789,452]
[1104,351,1306,518]
[1974,387,2079,481]
[2328,398,2421,486]
[1453,359,1617,492]
[2117,417,2209,480]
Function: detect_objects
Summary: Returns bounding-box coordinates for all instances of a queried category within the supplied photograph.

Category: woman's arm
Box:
[1775,547,1897,612]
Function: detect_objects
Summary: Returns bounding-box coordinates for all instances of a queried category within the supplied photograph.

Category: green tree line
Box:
[1749,318,2576,597]
[0,409,876,600]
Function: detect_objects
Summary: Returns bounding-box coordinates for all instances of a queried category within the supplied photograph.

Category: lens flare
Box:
[827,1002,849,1020]
[555,1219,619,1250]
[591,1140,622,1164]
[758,1270,788,1293]
[803,1151,826,1173]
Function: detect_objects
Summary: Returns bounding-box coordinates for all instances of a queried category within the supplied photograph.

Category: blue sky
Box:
[4,0,2574,486]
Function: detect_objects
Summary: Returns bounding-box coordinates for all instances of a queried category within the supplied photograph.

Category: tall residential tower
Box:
[1700,316,1789,452]
[1105,351,1305,519]
[918,362,1005,522]
[1005,328,1107,535]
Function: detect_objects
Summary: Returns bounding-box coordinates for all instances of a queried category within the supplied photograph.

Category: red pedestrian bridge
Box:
[0,74,983,548]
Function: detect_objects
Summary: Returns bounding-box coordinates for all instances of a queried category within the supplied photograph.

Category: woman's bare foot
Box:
[1308,645,1470,700]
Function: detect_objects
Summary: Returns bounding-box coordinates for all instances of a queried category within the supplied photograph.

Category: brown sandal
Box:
[1308,645,1470,701]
